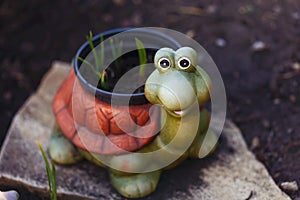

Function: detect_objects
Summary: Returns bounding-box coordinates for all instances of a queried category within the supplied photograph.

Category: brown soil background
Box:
[0,0,299,199]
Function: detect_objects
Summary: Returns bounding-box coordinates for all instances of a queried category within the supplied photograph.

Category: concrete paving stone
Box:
[0,61,290,200]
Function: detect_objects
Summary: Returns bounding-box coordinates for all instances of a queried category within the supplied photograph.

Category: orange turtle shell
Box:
[52,69,159,155]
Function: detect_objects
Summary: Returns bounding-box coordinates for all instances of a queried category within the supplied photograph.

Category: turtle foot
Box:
[49,124,83,164]
[110,170,161,198]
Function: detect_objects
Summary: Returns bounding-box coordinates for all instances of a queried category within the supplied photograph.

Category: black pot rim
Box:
[73,27,180,105]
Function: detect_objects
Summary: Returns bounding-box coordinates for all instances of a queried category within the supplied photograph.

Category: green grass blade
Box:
[135,38,147,65]
[135,38,147,79]
[99,34,105,71]
[110,38,118,63]
[38,141,53,196]
[117,40,123,58]
[77,56,102,79]
[51,160,57,200]
[86,31,101,72]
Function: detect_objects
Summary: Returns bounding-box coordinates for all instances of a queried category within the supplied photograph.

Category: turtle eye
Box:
[158,58,171,70]
[178,57,191,70]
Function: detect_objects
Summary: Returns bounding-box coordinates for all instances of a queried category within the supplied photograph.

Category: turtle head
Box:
[145,47,211,117]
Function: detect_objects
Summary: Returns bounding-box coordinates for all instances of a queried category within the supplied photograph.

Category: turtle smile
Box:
[164,107,194,118]
[173,110,184,115]
[155,97,193,117]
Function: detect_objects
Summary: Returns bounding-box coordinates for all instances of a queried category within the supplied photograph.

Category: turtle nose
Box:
[158,86,179,110]
[158,80,196,111]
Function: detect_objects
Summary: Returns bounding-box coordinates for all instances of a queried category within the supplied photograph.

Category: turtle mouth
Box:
[155,97,192,117]
[173,110,184,115]
[165,107,192,118]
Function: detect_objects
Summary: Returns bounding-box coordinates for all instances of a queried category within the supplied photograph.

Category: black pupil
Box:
[160,59,170,68]
[180,59,190,68]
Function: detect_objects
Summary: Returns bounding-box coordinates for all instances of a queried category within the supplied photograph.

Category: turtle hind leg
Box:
[110,170,161,198]
[48,123,83,164]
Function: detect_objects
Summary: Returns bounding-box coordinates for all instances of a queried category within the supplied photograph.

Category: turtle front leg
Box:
[188,109,218,158]
[110,170,161,198]
[188,129,218,159]
[49,123,83,164]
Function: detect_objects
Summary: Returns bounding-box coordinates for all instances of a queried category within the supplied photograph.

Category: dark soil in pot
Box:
[77,48,156,94]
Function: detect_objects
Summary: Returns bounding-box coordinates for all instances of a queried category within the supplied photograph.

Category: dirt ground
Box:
[1,0,300,199]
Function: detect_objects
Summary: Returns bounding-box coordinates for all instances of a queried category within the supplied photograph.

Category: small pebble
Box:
[289,95,296,103]
[280,181,298,192]
[262,119,270,128]
[215,38,227,47]
[206,5,217,14]
[287,128,293,134]
[292,12,300,20]
[273,98,281,105]
[292,62,300,70]
[251,136,260,150]
[272,5,282,14]
[0,190,19,200]
[186,29,195,38]
[251,41,267,51]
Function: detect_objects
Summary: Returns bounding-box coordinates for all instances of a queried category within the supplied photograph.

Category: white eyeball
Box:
[177,57,191,69]
[158,58,171,70]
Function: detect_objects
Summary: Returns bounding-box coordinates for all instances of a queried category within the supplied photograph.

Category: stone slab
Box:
[0,61,290,200]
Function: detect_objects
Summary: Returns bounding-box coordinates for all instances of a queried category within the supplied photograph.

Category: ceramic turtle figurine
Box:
[49,46,218,198]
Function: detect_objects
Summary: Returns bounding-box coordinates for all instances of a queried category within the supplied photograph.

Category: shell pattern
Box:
[52,69,159,155]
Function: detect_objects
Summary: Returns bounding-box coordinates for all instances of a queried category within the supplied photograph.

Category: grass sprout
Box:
[78,32,148,91]
[135,38,147,81]
[38,141,57,200]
